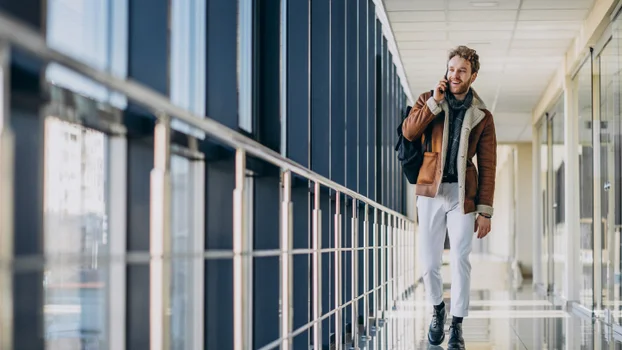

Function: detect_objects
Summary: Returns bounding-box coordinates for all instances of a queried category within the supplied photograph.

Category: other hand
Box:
[474,215,491,239]
[433,76,448,103]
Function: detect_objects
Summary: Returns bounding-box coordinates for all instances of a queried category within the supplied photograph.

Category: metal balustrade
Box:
[0,12,417,350]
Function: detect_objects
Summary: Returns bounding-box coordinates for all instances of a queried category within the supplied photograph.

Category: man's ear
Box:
[470,72,478,84]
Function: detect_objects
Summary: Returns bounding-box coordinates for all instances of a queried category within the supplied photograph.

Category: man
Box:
[401,46,497,349]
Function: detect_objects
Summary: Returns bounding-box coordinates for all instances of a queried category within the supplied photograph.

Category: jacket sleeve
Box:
[402,92,443,141]
[476,113,497,217]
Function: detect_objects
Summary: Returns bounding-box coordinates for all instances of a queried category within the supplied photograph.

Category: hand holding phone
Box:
[433,73,448,104]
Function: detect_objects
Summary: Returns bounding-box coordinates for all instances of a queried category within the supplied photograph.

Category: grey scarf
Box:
[443,89,473,182]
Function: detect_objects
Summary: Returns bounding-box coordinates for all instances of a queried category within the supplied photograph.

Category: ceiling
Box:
[383,0,597,143]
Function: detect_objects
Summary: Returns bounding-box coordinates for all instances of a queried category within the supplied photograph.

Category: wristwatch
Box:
[479,213,491,219]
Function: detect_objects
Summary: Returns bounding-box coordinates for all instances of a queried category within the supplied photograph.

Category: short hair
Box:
[448,46,480,74]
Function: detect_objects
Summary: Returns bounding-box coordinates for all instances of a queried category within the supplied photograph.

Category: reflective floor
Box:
[395,278,622,349]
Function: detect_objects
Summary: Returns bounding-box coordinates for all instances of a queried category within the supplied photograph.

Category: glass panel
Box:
[599,39,622,319]
[551,98,565,296]
[577,59,594,308]
[238,0,253,132]
[170,155,193,350]
[540,120,549,289]
[170,0,206,137]
[613,14,622,325]
[46,0,128,108]
[43,117,109,349]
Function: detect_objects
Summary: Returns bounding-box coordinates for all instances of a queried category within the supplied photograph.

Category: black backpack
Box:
[395,104,432,184]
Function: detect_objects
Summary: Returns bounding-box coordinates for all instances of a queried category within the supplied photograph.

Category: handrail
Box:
[0,11,411,222]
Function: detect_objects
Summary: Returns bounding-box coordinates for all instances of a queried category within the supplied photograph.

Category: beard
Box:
[449,80,470,95]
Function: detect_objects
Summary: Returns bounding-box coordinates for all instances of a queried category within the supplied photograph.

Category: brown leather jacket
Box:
[402,90,497,216]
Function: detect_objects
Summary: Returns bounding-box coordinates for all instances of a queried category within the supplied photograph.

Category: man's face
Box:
[447,55,477,95]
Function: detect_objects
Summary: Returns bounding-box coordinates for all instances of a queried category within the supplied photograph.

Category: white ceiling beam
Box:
[532,0,618,124]
[373,0,415,104]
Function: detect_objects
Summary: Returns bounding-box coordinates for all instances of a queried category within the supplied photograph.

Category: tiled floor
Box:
[393,279,622,349]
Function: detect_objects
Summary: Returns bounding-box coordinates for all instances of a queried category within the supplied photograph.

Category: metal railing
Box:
[0,12,417,350]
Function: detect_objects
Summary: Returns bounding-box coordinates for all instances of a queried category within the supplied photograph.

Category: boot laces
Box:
[432,308,442,327]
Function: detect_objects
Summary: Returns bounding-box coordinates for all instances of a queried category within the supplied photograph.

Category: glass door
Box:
[599,36,622,324]
[540,118,552,291]
[550,100,566,297]
[577,58,595,308]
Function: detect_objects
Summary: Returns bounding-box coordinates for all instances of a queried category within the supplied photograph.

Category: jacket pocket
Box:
[465,167,478,200]
[416,152,438,185]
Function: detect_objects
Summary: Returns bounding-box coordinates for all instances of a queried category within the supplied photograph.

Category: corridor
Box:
[4,0,622,349]
[405,277,622,349]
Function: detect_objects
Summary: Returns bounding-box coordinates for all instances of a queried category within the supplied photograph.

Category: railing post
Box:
[372,207,379,350]
[150,114,172,350]
[0,41,13,350]
[379,211,386,346]
[351,198,358,349]
[334,192,342,350]
[233,149,251,350]
[387,215,394,350]
[362,203,369,345]
[280,170,293,349]
[312,181,322,349]
[400,218,405,349]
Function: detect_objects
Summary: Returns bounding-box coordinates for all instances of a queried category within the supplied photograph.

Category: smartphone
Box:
[440,70,448,93]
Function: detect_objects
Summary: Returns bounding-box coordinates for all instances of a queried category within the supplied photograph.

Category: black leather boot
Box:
[427,303,446,345]
[448,322,465,349]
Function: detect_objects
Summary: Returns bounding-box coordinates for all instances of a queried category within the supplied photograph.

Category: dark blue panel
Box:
[253,176,280,348]
[343,200,352,326]
[368,3,376,202]
[337,198,347,334]
[254,2,282,342]
[257,0,280,151]
[127,142,153,252]
[128,0,168,95]
[331,0,346,186]
[346,0,358,192]
[126,1,169,346]
[206,0,238,129]
[393,64,398,211]
[0,0,42,29]
[382,38,389,208]
[126,140,153,349]
[287,0,310,167]
[390,62,396,210]
[321,196,332,344]
[288,2,311,347]
[311,0,330,178]
[203,4,239,347]
[375,20,383,210]
[292,186,309,348]
[12,109,44,349]
[358,0,368,197]
[205,160,235,349]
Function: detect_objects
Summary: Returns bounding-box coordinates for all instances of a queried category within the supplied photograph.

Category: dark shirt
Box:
[442,89,473,183]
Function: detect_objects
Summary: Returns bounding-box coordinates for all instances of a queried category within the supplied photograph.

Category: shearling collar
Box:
[470,88,487,110]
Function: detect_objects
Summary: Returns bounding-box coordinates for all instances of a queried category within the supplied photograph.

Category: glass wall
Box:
[551,98,566,297]
[535,9,622,327]
[577,59,594,308]
[11,0,412,348]
[44,0,127,347]
[540,119,550,290]
[599,36,622,320]
[43,118,109,348]
[46,0,128,107]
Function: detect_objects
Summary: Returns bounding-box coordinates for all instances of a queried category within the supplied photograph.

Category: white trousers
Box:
[417,183,475,317]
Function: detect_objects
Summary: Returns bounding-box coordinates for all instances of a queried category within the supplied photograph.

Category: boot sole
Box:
[428,332,445,346]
